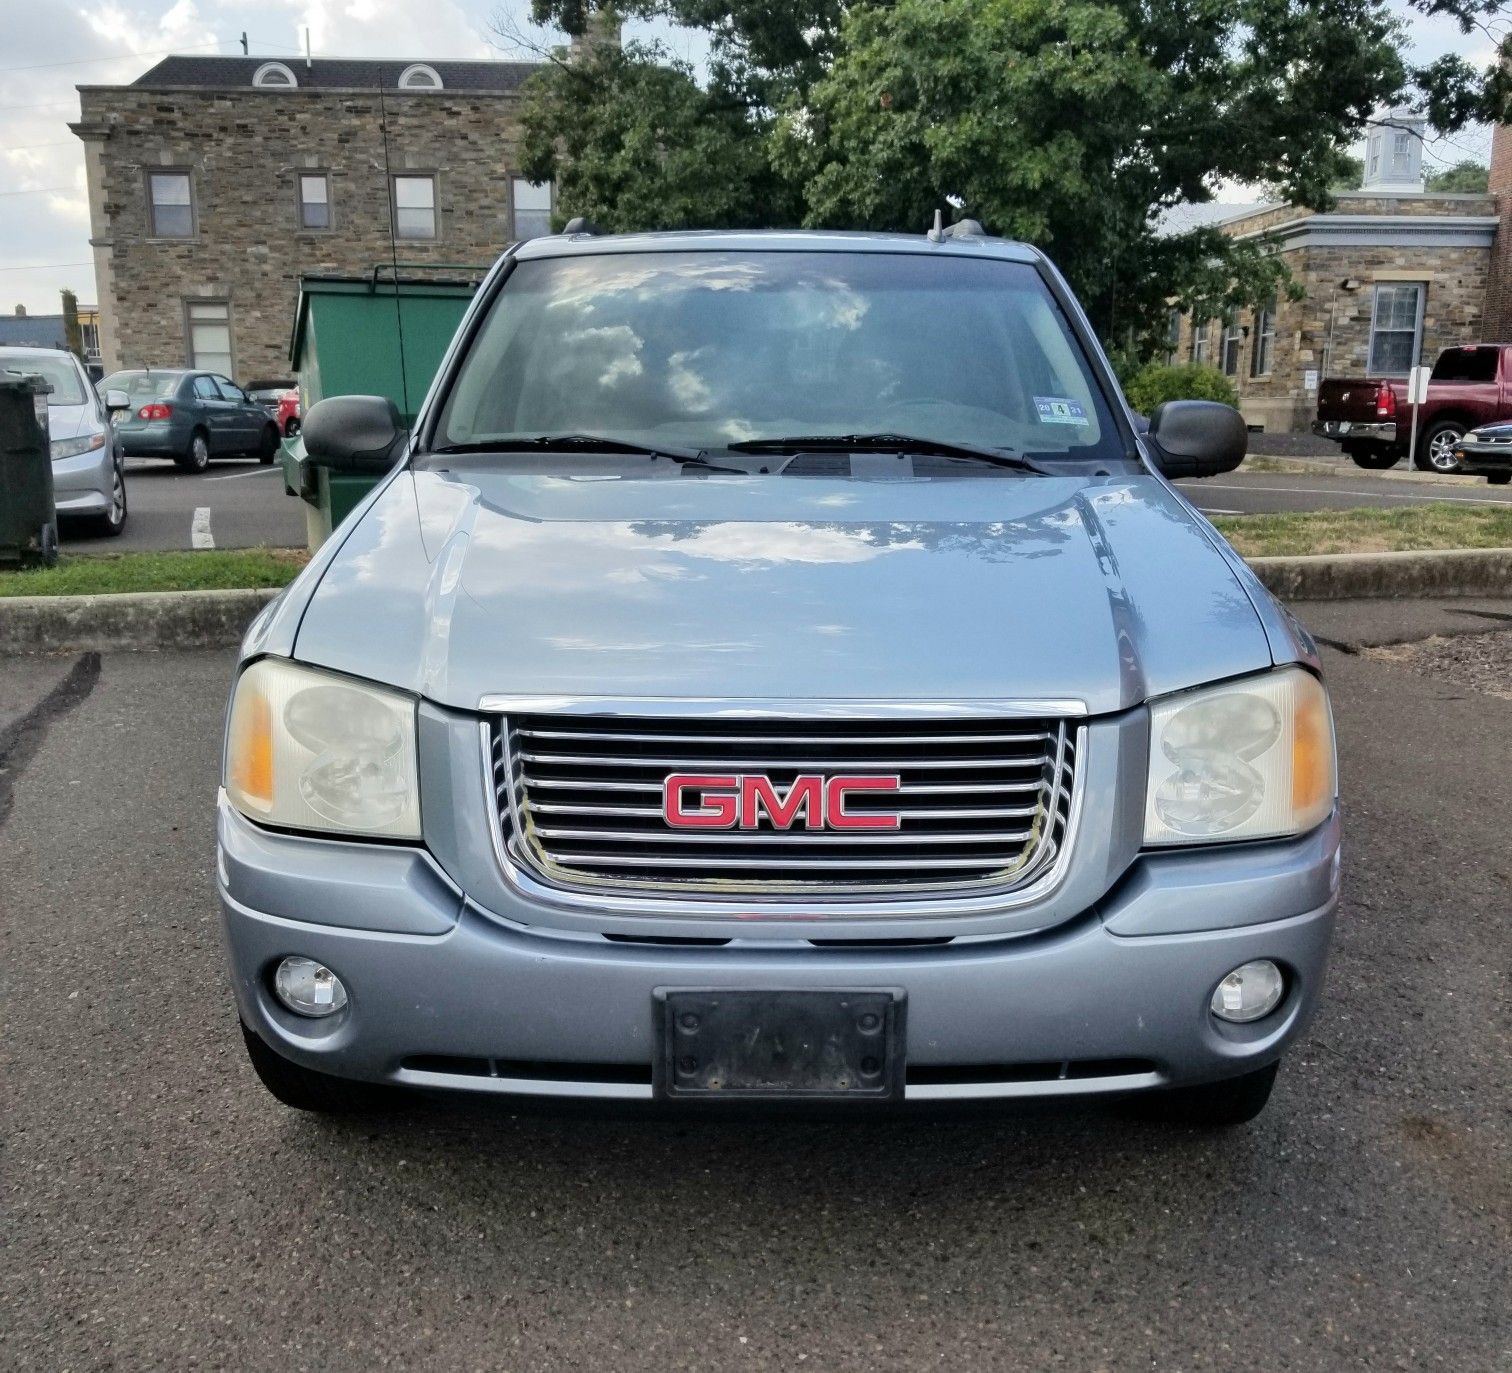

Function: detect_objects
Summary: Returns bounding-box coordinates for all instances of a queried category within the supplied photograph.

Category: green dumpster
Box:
[284,265,487,548]
[0,374,59,568]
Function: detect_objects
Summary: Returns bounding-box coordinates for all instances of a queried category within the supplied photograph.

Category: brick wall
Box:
[74,85,534,378]
[1485,122,1512,341]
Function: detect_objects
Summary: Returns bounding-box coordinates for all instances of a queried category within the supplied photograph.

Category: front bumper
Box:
[1312,420,1397,443]
[1453,440,1512,476]
[51,446,112,514]
[219,801,1341,1104]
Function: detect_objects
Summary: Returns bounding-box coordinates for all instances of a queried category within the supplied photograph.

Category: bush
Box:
[1122,363,1237,416]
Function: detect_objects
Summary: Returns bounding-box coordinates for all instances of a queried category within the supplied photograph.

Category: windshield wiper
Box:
[432,433,703,461]
[722,433,1050,474]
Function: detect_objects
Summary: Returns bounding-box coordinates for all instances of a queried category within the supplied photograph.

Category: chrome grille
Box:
[490,714,1079,900]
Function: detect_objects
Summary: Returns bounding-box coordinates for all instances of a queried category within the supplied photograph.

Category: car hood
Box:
[292,465,1274,716]
[46,404,93,441]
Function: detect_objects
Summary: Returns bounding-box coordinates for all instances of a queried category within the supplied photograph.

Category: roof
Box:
[1154,202,1274,238]
[127,54,540,93]
[0,316,69,349]
[513,228,1044,263]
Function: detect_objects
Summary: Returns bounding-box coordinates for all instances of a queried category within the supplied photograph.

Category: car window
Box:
[193,375,221,401]
[215,377,248,403]
[437,251,1124,463]
[0,353,88,406]
[1430,348,1499,384]
[103,371,181,402]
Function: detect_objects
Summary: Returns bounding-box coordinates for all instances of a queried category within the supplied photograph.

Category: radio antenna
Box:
[376,70,412,421]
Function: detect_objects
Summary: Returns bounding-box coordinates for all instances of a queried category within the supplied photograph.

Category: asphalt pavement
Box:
[2,599,1508,1369]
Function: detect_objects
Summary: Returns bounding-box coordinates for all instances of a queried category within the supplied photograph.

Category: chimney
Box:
[569,7,623,61]
[1485,120,1512,340]
[13,304,25,317]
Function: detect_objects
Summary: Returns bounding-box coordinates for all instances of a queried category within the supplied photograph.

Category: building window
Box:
[393,175,436,239]
[1221,315,1243,376]
[147,171,194,238]
[298,173,331,230]
[1368,282,1424,375]
[253,62,298,88]
[398,64,442,90]
[1250,298,1276,377]
[511,178,553,240]
[1391,130,1412,175]
[1190,318,1210,366]
[186,300,232,375]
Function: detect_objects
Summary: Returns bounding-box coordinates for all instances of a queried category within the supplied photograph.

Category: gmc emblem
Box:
[662,773,902,831]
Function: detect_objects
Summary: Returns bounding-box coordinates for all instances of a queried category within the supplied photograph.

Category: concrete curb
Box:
[2,551,1510,653]
[1248,547,1512,601]
[0,588,279,656]
[1245,454,1491,486]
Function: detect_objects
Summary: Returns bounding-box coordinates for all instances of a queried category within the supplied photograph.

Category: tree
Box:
[508,0,1512,354]
[1426,159,1490,192]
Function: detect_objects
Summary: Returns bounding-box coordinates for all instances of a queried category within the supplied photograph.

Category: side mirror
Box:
[301,395,406,472]
[104,389,130,412]
[1145,400,1247,479]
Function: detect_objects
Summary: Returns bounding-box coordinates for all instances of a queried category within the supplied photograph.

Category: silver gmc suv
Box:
[219,229,1339,1126]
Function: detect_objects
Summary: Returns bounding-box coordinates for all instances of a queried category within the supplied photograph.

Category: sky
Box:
[0,0,1498,315]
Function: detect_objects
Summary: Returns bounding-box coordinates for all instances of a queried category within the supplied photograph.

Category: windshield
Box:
[103,371,179,402]
[436,250,1125,462]
[2,354,86,406]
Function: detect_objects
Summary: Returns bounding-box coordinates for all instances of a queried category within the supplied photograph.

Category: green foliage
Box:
[515,0,1512,349]
[1329,154,1366,192]
[1122,363,1237,416]
[1425,160,1489,193]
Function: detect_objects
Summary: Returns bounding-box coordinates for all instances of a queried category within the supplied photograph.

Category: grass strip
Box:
[1211,503,1512,558]
[0,548,309,597]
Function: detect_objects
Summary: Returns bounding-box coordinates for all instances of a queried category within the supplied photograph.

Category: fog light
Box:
[273,956,348,1018]
[1210,960,1284,1023]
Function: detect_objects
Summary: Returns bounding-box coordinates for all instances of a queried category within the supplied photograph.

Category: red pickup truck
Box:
[1312,343,1512,474]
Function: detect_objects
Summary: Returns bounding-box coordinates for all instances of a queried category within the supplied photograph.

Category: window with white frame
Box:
[1368,282,1424,375]
[511,178,553,240]
[253,62,298,88]
[1221,315,1243,376]
[393,175,437,239]
[1190,318,1211,365]
[1250,297,1276,377]
[148,171,194,237]
[186,300,232,375]
[1391,130,1413,175]
[298,173,331,230]
[398,64,442,90]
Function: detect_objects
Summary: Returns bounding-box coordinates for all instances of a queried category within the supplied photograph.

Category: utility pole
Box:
[240,31,248,54]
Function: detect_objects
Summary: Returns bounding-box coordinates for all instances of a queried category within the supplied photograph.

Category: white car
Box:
[0,345,128,537]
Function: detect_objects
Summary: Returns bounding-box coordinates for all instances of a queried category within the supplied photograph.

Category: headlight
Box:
[224,658,420,839]
[1144,666,1335,845]
[51,433,106,460]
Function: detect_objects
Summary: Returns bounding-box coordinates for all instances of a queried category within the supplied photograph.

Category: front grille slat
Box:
[495,713,1079,901]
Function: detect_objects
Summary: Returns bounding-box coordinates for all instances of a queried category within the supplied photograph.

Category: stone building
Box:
[71,55,551,379]
[1165,108,1502,433]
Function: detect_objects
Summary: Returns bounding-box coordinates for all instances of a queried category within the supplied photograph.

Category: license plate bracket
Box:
[653,989,906,1100]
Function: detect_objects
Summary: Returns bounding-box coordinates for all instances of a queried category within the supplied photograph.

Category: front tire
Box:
[1345,445,1399,470]
[176,428,210,473]
[1128,1061,1279,1128]
[240,1022,401,1114]
[1487,470,1511,486]
[1415,421,1465,475]
[86,460,128,537]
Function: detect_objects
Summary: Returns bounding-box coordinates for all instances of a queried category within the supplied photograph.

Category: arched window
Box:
[398,64,443,90]
[252,62,298,88]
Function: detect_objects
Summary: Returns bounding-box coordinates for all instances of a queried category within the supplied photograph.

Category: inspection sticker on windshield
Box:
[1034,396,1089,426]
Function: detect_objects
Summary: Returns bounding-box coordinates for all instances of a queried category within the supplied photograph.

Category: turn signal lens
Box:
[227,685,274,812]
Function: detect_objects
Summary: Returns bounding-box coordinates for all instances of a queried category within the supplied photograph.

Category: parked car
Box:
[0,344,127,536]
[1312,343,1512,474]
[102,368,282,471]
[244,378,301,438]
[1451,422,1512,484]
[219,228,1338,1128]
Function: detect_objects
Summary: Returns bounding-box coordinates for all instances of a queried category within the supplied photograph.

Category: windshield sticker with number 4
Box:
[1034,396,1089,426]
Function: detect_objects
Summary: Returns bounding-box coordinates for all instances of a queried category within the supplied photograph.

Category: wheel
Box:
[176,428,210,473]
[86,460,128,537]
[22,520,60,569]
[1487,470,1510,486]
[256,423,279,465]
[1126,1061,1279,1128]
[240,1022,401,1114]
[1345,445,1399,470]
[1414,420,1465,474]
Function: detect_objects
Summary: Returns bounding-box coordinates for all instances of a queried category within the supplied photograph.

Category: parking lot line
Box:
[191,507,214,549]
[205,467,283,482]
